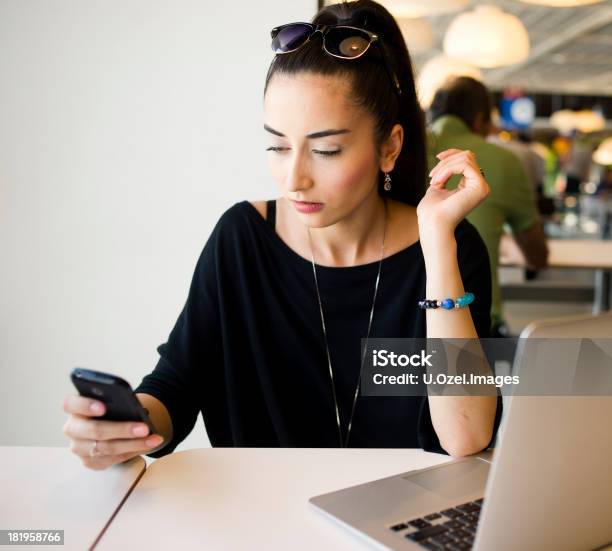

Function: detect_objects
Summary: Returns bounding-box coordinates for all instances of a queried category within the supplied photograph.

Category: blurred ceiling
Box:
[409,0,612,96]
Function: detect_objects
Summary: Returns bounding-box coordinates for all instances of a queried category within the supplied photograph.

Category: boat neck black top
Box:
[135,200,500,457]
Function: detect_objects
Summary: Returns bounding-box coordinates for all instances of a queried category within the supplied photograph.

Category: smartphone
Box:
[70,367,157,435]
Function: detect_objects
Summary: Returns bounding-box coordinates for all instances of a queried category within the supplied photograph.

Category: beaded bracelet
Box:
[419,292,475,310]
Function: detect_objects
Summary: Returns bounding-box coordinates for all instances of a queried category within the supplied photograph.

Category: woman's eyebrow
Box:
[264,124,351,139]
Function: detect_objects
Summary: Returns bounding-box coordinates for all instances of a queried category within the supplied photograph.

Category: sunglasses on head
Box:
[270,22,402,96]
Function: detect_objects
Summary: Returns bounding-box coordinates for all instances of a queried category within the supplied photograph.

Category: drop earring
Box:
[383,172,392,192]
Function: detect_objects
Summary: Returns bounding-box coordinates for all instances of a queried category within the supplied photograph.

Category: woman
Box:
[62,0,500,470]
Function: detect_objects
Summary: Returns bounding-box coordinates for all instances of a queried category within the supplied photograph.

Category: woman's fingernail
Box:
[90,402,104,414]
[133,425,148,436]
[146,435,163,447]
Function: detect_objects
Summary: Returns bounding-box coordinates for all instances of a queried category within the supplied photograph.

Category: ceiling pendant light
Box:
[550,110,606,134]
[377,0,468,18]
[443,5,530,68]
[416,55,483,109]
[593,138,612,166]
[398,17,434,55]
[517,0,604,7]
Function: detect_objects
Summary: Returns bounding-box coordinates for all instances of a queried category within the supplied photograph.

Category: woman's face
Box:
[263,72,384,227]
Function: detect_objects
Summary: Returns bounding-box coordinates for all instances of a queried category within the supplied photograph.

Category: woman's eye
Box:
[266,147,341,157]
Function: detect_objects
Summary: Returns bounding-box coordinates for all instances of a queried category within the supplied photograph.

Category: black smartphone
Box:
[70,368,157,435]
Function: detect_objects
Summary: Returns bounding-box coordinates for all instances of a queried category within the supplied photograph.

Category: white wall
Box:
[0,0,314,450]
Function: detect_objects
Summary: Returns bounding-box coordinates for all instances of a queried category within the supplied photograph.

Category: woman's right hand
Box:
[62,394,165,470]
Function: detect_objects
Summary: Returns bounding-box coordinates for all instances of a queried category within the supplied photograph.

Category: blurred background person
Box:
[489,130,555,217]
[563,131,594,196]
[428,76,549,337]
[597,165,612,197]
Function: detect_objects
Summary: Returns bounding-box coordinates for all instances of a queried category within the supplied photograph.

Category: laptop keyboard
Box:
[388,498,483,550]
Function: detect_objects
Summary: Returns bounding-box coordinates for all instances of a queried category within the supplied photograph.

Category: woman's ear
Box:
[380,123,404,173]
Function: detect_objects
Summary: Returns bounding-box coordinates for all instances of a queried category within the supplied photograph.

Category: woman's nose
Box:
[285,152,313,192]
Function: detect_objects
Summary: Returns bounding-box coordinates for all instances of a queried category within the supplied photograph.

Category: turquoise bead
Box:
[456,292,475,308]
[442,298,455,310]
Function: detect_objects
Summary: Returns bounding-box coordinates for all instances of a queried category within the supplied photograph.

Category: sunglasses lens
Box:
[272,23,313,53]
[325,28,371,58]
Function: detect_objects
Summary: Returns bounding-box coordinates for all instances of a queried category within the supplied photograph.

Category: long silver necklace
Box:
[307,199,387,448]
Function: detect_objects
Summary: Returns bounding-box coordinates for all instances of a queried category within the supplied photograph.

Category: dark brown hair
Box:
[429,76,493,129]
[264,0,426,206]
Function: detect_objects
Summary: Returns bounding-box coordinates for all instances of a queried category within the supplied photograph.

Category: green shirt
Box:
[427,115,539,327]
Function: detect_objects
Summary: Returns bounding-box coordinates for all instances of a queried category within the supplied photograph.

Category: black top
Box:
[135,200,500,457]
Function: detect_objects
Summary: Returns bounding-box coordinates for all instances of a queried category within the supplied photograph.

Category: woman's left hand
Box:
[416,148,490,238]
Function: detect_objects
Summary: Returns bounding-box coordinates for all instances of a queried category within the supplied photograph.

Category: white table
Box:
[96,448,453,550]
[547,239,612,270]
[502,239,612,313]
[549,239,612,312]
[0,447,145,550]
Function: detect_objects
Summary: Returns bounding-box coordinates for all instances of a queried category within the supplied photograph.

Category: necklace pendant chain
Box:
[308,199,388,448]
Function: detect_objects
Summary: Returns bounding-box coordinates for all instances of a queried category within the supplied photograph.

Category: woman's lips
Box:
[291,200,324,214]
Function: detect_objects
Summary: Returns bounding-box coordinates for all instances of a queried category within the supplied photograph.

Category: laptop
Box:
[309,312,612,551]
